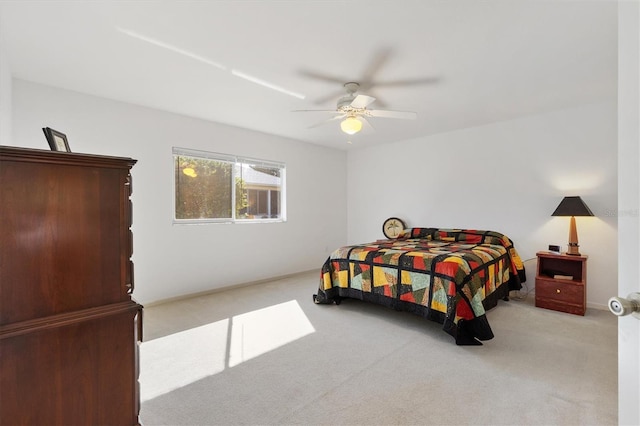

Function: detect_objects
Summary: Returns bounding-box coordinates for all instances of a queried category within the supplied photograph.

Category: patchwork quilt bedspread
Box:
[314,228,526,345]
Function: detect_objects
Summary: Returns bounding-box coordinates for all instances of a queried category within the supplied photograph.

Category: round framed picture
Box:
[382,217,406,239]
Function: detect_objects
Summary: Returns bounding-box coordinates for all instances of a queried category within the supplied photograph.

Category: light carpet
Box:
[139,270,617,426]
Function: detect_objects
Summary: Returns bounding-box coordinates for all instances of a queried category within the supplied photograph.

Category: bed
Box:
[313,228,526,345]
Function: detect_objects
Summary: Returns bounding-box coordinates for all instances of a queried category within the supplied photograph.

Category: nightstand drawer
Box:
[535,279,584,304]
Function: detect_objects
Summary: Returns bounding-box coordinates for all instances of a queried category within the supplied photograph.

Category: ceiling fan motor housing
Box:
[336,83,359,111]
[337,95,356,110]
[344,82,360,93]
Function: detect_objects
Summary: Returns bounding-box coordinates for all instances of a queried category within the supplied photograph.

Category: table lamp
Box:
[551,196,594,256]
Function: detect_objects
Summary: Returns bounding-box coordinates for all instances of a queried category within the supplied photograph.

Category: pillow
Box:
[398,227,436,239]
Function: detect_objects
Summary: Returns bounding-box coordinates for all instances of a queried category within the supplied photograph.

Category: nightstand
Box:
[535,251,587,315]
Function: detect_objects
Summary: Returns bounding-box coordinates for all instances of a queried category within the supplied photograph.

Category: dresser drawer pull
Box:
[556,289,561,293]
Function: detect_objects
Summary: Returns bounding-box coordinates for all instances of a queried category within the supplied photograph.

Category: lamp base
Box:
[567,216,581,255]
[567,243,581,256]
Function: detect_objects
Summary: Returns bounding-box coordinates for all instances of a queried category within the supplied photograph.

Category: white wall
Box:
[0,15,11,146]
[347,101,617,309]
[11,79,347,304]
[9,78,619,311]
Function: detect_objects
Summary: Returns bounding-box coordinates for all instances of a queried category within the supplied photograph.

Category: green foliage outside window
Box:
[173,149,284,223]
[175,156,236,219]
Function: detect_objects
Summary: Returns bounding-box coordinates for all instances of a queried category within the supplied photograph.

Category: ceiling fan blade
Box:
[350,95,376,109]
[311,89,346,105]
[292,109,342,114]
[360,116,375,130]
[374,77,441,87]
[368,109,417,120]
[364,91,387,108]
[360,47,393,87]
[298,70,355,104]
[308,114,346,128]
[298,70,347,85]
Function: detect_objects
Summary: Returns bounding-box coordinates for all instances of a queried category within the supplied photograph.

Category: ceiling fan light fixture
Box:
[340,116,363,135]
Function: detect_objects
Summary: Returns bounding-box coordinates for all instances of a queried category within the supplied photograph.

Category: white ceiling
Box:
[0,0,618,150]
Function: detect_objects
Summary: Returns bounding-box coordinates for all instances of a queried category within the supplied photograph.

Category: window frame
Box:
[172,147,286,225]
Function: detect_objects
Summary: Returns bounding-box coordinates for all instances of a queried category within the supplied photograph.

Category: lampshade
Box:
[551,196,594,217]
[340,116,363,135]
[552,196,593,256]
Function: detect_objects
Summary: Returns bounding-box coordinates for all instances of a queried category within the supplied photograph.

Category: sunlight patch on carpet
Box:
[228,299,315,367]
[139,300,315,402]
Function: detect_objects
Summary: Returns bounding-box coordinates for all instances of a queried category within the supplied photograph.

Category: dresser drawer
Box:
[536,278,584,304]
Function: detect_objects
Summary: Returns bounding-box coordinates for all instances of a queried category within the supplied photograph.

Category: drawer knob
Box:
[556,289,561,293]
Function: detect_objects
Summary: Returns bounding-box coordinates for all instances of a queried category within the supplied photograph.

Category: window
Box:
[173,147,285,223]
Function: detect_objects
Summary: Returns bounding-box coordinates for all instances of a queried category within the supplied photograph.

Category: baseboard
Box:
[143,269,318,308]
[586,301,610,311]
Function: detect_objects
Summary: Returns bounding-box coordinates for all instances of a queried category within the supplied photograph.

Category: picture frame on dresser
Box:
[42,127,71,152]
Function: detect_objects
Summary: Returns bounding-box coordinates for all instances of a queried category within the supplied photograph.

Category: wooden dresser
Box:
[0,146,142,425]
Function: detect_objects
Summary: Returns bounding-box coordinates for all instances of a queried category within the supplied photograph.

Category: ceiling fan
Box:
[293,82,417,135]
[299,47,440,107]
